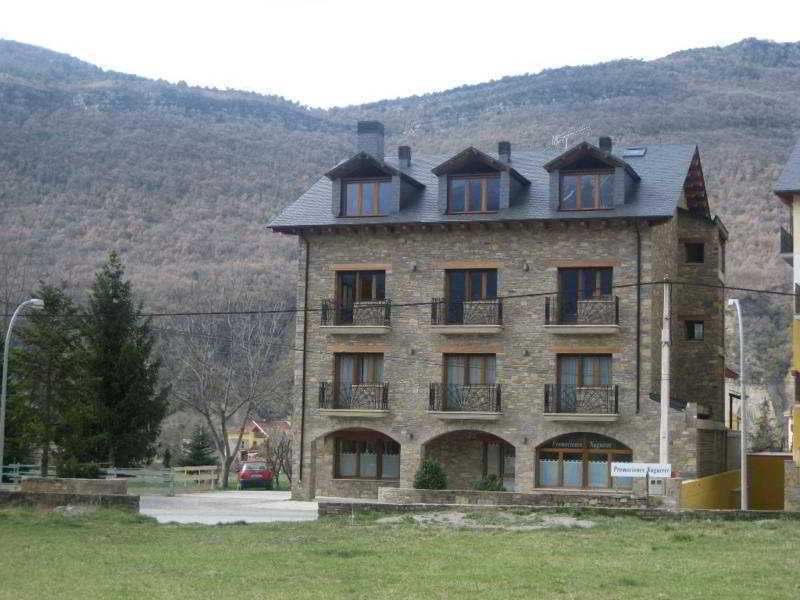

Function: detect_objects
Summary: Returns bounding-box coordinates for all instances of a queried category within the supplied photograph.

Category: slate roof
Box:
[775,139,800,198]
[268,144,698,230]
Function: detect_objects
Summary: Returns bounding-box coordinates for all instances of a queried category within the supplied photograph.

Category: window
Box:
[537,433,632,489]
[720,241,726,273]
[446,270,497,301]
[445,354,496,385]
[685,320,704,340]
[558,268,613,323]
[557,355,611,387]
[685,242,705,263]
[335,437,400,479]
[336,271,385,324]
[448,175,500,213]
[560,172,614,209]
[336,353,384,385]
[343,179,391,216]
[484,441,515,479]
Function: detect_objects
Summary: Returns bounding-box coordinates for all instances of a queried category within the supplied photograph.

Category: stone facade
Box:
[289,212,727,500]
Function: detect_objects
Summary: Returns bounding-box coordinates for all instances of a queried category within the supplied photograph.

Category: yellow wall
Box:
[681,470,740,509]
[793,320,800,373]
[748,454,790,511]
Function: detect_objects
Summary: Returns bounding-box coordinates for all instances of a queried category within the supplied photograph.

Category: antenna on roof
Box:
[550,124,591,150]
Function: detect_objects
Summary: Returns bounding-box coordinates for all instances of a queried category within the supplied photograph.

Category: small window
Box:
[685,320,704,341]
[560,172,614,210]
[342,180,391,216]
[720,241,726,273]
[448,175,500,214]
[685,243,705,263]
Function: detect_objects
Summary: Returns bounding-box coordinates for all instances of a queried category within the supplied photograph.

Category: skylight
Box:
[622,147,647,157]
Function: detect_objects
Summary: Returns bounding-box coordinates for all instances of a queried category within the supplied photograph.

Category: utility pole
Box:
[729,298,747,510]
[659,278,671,464]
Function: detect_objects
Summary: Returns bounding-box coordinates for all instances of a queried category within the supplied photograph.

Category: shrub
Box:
[414,458,447,490]
[56,459,101,479]
[472,474,504,491]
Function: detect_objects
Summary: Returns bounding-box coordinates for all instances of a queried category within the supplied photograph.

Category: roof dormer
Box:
[431,145,530,215]
[544,139,640,211]
[326,122,424,217]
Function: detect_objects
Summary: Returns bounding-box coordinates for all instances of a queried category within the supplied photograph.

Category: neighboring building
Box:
[270,121,729,500]
[775,137,800,465]
[225,419,290,462]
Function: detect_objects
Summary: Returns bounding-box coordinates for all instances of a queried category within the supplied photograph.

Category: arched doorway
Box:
[423,430,516,491]
[536,432,632,490]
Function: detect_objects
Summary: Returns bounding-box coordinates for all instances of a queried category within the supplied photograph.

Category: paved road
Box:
[140,490,318,524]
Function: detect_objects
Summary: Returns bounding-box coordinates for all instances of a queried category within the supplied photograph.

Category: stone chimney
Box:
[398,145,411,169]
[357,121,385,159]
[498,141,511,163]
[599,136,612,152]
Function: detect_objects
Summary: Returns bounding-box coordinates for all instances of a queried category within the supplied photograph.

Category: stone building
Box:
[269,121,729,500]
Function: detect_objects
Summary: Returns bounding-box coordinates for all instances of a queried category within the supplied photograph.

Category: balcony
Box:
[318,382,389,417]
[430,298,503,334]
[428,383,501,420]
[544,294,620,335]
[320,299,391,334]
[780,226,793,266]
[543,384,619,422]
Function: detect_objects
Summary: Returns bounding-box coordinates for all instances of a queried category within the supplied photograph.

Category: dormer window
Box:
[343,179,391,216]
[560,171,614,210]
[448,175,500,214]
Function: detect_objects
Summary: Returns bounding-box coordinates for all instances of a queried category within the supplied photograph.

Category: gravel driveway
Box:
[139,490,318,524]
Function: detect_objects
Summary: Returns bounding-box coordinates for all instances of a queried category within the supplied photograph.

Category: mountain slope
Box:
[1,37,798,388]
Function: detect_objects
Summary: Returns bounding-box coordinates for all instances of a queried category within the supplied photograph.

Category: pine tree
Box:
[414,457,447,490]
[82,252,168,466]
[179,427,217,466]
[15,283,92,471]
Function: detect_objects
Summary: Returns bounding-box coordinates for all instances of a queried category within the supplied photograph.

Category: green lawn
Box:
[1,508,799,599]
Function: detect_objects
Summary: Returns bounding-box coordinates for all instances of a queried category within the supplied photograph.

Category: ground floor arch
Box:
[422,429,517,491]
[309,427,402,499]
[536,432,633,490]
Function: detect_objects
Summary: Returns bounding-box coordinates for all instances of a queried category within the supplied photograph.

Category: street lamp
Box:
[728,298,747,510]
[0,298,45,483]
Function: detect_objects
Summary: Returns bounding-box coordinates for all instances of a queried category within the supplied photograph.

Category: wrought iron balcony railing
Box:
[544,384,619,415]
[319,382,389,410]
[321,299,391,327]
[430,298,503,326]
[544,294,619,326]
[429,383,501,412]
[781,226,793,255]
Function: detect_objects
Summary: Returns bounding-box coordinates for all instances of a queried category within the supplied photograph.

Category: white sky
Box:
[2,0,798,108]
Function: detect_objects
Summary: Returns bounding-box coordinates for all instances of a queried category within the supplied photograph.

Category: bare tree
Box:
[164,280,291,488]
[263,422,292,485]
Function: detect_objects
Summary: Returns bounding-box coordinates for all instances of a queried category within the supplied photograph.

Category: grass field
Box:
[1,507,799,599]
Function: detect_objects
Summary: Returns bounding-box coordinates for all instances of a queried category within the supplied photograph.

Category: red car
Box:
[238,461,274,490]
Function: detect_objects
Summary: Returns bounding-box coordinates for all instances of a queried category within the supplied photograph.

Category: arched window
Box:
[537,433,632,490]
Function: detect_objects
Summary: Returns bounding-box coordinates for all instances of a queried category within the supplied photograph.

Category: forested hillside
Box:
[1,37,799,409]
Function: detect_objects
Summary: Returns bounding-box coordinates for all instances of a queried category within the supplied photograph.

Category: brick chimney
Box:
[498,141,511,163]
[599,136,612,152]
[357,121,385,159]
[398,145,411,168]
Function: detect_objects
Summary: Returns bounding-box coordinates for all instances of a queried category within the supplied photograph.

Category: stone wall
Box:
[785,461,800,511]
[425,431,490,491]
[21,477,128,495]
[292,216,727,500]
[0,491,139,511]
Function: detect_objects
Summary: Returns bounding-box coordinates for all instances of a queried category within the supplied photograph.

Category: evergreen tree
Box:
[414,457,447,490]
[82,253,168,466]
[15,283,91,472]
[1,341,34,467]
[749,400,782,453]
[179,427,217,466]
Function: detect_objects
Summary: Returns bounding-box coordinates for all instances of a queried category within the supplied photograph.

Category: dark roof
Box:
[543,141,640,181]
[775,139,800,198]
[269,143,698,230]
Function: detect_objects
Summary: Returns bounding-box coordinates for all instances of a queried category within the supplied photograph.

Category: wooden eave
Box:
[431,146,531,184]
[543,141,640,181]
[682,148,711,219]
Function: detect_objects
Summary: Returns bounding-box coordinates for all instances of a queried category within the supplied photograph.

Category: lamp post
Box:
[0,298,45,483]
[728,298,747,510]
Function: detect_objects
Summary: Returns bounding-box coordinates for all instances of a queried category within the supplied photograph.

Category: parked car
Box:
[238,461,273,490]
